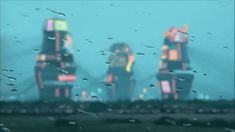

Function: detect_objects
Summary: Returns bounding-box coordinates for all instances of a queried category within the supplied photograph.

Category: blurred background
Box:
[0,0,234,101]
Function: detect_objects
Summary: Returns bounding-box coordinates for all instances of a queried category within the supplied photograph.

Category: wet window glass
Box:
[0,0,234,132]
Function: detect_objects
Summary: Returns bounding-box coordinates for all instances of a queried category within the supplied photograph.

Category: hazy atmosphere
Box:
[0,0,234,101]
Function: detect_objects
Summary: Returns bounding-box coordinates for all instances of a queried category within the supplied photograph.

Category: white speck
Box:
[48,36,55,40]
[225,128,235,132]
[207,122,211,126]
[69,121,77,125]
[129,119,135,123]
[1,127,11,132]
[47,116,55,121]
[107,108,112,112]
[0,123,4,127]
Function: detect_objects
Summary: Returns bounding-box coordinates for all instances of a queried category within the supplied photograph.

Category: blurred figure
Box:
[157,26,194,100]
[35,18,77,101]
[106,43,136,101]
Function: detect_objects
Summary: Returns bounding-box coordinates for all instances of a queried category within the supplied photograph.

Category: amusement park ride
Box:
[33,18,193,101]
[157,26,194,100]
[35,18,77,101]
[106,43,136,101]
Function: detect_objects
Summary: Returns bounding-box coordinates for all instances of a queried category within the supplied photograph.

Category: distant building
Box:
[35,18,76,101]
[157,26,194,100]
[106,43,136,101]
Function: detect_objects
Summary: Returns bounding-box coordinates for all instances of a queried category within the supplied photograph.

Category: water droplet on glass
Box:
[48,36,55,40]
[8,77,16,81]
[137,53,145,55]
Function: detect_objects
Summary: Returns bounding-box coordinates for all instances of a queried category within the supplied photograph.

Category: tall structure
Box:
[35,18,76,101]
[157,26,194,100]
[106,43,136,101]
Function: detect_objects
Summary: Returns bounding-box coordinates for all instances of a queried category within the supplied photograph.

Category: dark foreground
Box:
[0,100,234,132]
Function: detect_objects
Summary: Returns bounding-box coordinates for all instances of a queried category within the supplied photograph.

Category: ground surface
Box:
[1,113,234,132]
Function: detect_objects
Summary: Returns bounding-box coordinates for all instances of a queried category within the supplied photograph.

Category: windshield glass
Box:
[0,0,234,132]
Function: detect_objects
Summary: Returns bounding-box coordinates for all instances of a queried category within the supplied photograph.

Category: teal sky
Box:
[0,0,234,101]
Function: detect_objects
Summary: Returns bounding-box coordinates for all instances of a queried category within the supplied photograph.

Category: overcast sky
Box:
[0,0,234,101]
